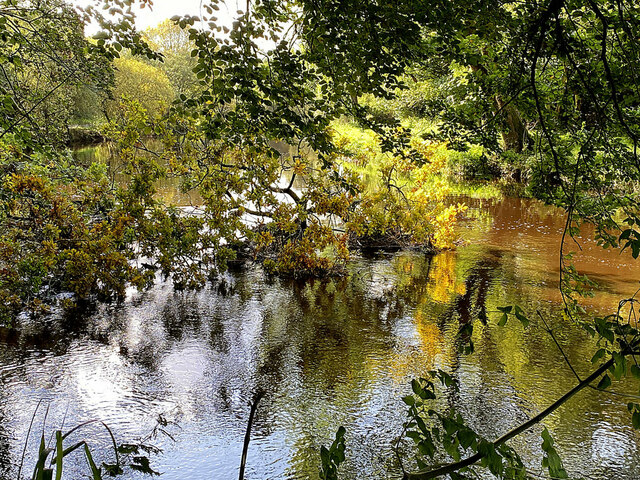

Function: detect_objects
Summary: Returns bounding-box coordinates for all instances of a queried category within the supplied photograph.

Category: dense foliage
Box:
[143,19,200,96]
[0,0,466,322]
[106,56,174,119]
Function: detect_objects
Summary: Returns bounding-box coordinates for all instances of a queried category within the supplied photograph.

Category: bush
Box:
[444,145,500,180]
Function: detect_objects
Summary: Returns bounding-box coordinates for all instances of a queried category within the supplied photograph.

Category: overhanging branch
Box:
[405,356,614,479]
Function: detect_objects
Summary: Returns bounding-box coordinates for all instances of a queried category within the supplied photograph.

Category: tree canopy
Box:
[143,19,199,95]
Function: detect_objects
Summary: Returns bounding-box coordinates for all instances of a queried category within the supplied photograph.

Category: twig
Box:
[537,310,581,382]
[393,421,410,478]
[239,390,265,480]
[405,357,614,479]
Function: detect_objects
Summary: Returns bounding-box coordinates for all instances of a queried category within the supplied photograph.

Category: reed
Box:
[20,407,159,480]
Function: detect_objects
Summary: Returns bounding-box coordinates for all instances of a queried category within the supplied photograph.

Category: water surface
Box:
[1,195,640,479]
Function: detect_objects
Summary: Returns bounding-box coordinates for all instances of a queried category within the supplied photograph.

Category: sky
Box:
[126,0,204,30]
[74,0,241,34]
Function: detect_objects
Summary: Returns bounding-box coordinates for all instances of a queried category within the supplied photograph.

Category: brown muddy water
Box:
[1,187,640,479]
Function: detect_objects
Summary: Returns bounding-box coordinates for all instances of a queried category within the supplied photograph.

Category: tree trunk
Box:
[495,95,527,153]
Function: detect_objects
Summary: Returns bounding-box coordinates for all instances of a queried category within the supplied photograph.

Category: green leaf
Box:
[541,427,554,451]
[417,436,435,458]
[513,306,529,326]
[457,428,476,449]
[597,374,611,390]
[84,444,102,480]
[541,428,568,478]
[437,370,454,388]
[612,352,626,380]
[416,416,429,436]
[55,431,63,480]
[633,412,640,430]
[442,417,457,435]
[402,395,415,406]
[591,348,606,364]
[411,379,422,396]
[35,433,53,480]
[320,445,329,464]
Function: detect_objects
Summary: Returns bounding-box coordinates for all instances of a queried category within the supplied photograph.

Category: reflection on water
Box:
[73,141,309,208]
[1,196,640,479]
[74,143,204,206]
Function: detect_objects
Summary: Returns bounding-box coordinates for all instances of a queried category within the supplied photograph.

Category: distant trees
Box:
[106,56,174,119]
[144,19,199,95]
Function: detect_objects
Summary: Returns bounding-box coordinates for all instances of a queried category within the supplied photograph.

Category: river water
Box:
[1,187,640,478]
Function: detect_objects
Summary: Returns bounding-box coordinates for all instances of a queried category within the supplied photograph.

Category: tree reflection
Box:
[446,250,502,326]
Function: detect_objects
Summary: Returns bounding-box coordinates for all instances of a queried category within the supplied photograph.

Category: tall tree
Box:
[144,19,199,95]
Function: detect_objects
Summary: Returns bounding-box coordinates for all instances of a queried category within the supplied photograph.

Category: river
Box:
[1,170,639,478]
